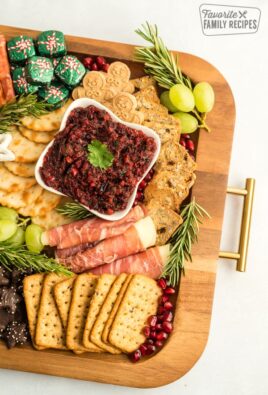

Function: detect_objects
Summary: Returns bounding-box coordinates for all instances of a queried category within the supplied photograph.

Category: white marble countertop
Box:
[0,0,267,394]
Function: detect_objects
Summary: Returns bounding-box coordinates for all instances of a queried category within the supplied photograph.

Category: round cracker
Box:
[18,190,61,217]
[21,99,72,132]
[4,162,36,178]
[9,131,46,163]
[32,209,72,230]
[19,126,57,144]
[0,164,36,192]
[0,185,43,209]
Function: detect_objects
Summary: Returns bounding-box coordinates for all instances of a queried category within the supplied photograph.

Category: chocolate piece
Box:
[55,55,85,88]
[26,56,54,86]
[12,67,39,95]
[3,321,28,348]
[7,35,35,64]
[0,310,13,337]
[38,81,69,108]
[0,286,21,314]
[0,267,10,286]
[37,30,67,58]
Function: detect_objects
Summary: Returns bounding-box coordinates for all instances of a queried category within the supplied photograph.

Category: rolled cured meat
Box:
[58,216,157,273]
[90,245,170,279]
[55,242,95,259]
[41,205,146,249]
[0,34,15,105]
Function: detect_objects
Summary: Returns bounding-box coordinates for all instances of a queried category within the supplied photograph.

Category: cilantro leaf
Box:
[87,140,114,170]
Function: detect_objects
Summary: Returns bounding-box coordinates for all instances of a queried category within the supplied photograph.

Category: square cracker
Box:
[90,274,130,354]
[102,274,133,344]
[54,275,76,329]
[35,273,68,350]
[66,273,101,353]
[83,274,116,350]
[108,274,162,353]
[23,273,45,350]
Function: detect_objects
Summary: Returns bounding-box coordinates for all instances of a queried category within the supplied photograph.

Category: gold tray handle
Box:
[219,178,255,272]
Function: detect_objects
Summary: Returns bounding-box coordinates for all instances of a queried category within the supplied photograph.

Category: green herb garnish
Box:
[0,94,52,134]
[57,202,93,220]
[87,140,114,170]
[162,199,210,287]
[0,244,72,276]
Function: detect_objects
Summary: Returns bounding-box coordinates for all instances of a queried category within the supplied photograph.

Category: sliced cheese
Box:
[134,216,156,249]
[159,244,171,264]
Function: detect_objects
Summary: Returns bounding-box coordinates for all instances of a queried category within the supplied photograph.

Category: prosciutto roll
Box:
[58,216,157,273]
[41,205,146,249]
[90,245,170,279]
[0,34,15,105]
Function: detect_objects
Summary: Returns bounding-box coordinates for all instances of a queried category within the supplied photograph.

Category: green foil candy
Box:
[7,35,36,64]
[38,81,69,108]
[37,30,67,58]
[12,67,39,95]
[55,55,85,88]
[26,56,54,85]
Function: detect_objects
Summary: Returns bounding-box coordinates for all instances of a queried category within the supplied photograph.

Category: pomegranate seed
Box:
[136,191,143,201]
[156,331,168,341]
[158,306,165,314]
[180,139,186,148]
[157,314,164,322]
[138,180,147,190]
[155,323,162,331]
[83,56,93,68]
[131,349,141,362]
[133,199,138,206]
[145,339,154,345]
[71,167,78,176]
[146,344,156,355]
[91,62,98,71]
[96,56,106,66]
[164,287,176,295]
[155,340,164,348]
[162,321,173,334]
[160,295,169,304]
[162,311,173,322]
[102,63,110,72]
[186,139,195,151]
[143,326,150,337]
[183,134,191,139]
[148,315,158,327]
[140,344,147,356]
[157,278,167,289]
[106,208,114,215]
[164,301,173,311]
[150,330,157,339]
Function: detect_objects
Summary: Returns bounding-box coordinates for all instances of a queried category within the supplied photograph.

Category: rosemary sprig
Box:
[162,199,210,287]
[0,94,52,134]
[135,22,192,90]
[57,202,93,220]
[0,244,72,276]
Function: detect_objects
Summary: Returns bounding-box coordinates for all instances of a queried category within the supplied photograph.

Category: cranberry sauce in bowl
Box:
[36,99,160,220]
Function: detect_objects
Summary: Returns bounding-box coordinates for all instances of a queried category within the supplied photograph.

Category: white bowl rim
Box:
[35,97,161,221]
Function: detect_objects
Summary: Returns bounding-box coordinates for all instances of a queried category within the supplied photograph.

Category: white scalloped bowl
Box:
[35,98,161,221]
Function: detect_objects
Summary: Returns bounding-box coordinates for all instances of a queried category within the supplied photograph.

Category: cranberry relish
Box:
[40,105,157,214]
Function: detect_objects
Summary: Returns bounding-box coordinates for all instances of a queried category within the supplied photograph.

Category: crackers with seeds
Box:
[108,274,162,353]
[54,275,76,329]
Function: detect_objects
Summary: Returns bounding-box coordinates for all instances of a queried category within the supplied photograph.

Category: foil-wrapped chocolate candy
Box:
[55,55,85,88]
[38,81,70,109]
[7,35,36,64]
[26,56,54,86]
[12,67,39,95]
[37,30,67,58]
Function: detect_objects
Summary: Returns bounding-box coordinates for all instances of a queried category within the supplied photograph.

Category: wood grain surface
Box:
[0,25,236,388]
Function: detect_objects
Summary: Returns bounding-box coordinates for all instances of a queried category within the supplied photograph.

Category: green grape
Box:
[160,91,178,112]
[25,224,44,253]
[0,220,17,242]
[0,207,18,223]
[5,227,25,247]
[193,82,215,113]
[173,112,198,134]
[169,84,195,112]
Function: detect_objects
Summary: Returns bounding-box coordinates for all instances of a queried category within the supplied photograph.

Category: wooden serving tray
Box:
[0,25,235,388]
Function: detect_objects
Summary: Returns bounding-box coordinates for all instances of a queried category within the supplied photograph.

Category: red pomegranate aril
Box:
[164,287,176,295]
[157,278,167,289]
[143,326,151,337]
[102,63,110,72]
[131,349,141,362]
[160,295,169,304]
[139,343,148,356]
[162,321,173,334]
[148,315,158,327]
[155,340,164,348]
[180,139,186,148]
[158,306,165,314]
[163,301,173,311]
[150,330,157,339]
[157,314,164,322]
[83,56,94,68]
[91,62,98,71]
[155,323,162,331]
[145,339,154,345]
[71,167,78,176]
[190,154,195,160]
[146,344,156,355]
[156,331,168,341]
[183,134,191,139]
[96,56,106,66]
[138,180,147,190]
[162,311,173,322]
[186,139,195,151]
